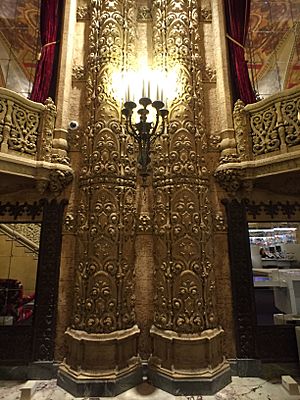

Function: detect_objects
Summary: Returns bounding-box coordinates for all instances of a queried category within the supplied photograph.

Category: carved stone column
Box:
[149,0,230,395]
[58,0,142,396]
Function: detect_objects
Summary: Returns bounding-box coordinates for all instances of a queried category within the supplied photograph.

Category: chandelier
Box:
[122,96,168,185]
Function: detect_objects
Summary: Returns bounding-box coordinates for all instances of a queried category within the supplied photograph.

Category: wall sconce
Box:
[122,96,168,185]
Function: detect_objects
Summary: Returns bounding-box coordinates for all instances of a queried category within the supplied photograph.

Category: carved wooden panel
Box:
[71,0,138,334]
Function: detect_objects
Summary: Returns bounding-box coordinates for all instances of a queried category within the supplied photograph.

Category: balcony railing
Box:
[233,86,300,161]
[215,86,300,194]
[0,88,73,195]
[0,88,59,162]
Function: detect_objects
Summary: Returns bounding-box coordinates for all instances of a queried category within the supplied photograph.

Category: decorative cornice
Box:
[0,201,43,221]
[245,199,300,220]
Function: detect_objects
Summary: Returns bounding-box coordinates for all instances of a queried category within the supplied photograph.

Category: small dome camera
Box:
[68,121,79,130]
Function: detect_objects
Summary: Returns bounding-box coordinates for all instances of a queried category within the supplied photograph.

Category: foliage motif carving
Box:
[152,0,217,334]
[8,102,40,154]
[72,0,137,334]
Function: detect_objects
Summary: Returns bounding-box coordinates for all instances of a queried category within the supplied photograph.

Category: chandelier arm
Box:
[128,116,139,140]
[150,110,160,141]
[150,118,166,143]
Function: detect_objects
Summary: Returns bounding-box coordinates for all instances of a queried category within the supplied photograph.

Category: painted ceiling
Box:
[0,0,298,98]
[246,0,300,96]
[0,0,40,94]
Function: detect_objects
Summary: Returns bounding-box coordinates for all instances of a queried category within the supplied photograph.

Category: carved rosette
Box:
[72,0,138,335]
[151,0,217,335]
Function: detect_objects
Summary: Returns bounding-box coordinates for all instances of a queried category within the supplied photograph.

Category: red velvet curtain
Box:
[30,0,60,103]
[225,0,256,104]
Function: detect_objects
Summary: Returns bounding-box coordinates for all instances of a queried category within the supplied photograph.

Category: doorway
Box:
[224,198,298,363]
[0,199,66,365]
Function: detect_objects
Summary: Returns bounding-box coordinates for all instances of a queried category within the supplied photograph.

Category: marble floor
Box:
[1,377,300,400]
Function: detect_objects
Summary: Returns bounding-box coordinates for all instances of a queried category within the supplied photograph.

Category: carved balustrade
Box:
[0,88,59,162]
[215,86,300,194]
[0,88,73,195]
[233,86,300,161]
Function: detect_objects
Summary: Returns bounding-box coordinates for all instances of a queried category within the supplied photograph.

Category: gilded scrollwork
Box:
[72,0,138,334]
[152,0,217,334]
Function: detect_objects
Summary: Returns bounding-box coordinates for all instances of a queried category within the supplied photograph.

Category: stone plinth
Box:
[57,325,142,397]
[148,325,231,395]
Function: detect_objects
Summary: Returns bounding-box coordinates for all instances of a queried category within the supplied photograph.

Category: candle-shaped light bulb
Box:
[142,79,146,97]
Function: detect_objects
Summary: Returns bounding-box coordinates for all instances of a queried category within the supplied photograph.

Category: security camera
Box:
[68,121,79,130]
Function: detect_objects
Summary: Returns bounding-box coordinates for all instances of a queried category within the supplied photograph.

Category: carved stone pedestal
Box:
[57,325,142,397]
[148,325,231,395]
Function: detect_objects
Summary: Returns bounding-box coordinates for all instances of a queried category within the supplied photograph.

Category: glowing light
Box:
[110,67,181,108]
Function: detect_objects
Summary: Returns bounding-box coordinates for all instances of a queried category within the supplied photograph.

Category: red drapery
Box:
[225,0,256,104]
[30,0,59,103]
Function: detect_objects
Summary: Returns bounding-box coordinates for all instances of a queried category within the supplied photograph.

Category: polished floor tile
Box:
[0,377,300,400]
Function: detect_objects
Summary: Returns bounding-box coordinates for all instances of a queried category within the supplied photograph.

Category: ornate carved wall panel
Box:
[72,0,138,335]
[152,0,218,334]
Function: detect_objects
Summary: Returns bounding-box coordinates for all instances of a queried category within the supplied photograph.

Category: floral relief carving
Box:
[72,0,137,334]
[152,0,217,334]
